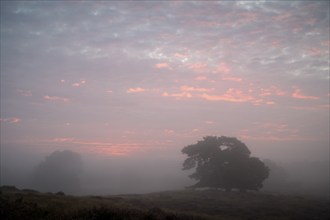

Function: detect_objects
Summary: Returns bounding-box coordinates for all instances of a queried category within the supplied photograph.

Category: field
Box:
[1,186,329,220]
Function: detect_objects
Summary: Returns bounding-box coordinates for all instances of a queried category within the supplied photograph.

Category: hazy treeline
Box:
[262,159,329,197]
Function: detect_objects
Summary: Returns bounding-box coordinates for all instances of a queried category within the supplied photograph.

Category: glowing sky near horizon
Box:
[1,1,329,160]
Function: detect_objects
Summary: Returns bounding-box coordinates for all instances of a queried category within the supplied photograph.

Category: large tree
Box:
[182,136,269,192]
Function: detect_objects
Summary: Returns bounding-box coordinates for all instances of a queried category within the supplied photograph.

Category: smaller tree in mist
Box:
[32,150,83,194]
[182,136,269,192]
[262,159,289,192]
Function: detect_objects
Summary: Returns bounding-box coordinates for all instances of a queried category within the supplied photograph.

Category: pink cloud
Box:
[155,63,173,70]
[162,91,192,99]
[162,85,281,106]
[47,138,148,156]
[239,134,311,141]
[71,79,86,87]
[187,62,209,73]
[222,76,243,82]
[213,62,231,74]
[317,104,330,110]
[290,104,330,111]
[260,86,286,97]
[204,120,215,125]
[174,52,188,60]
[272,12,292,22]
[51,137,75,142]
[163,129,175,135]
[201,88,254,103]
[259,123,292,132]
[91,146,138,156]
[292,88,319,100]
[0,117,21,124]
[44,95,70,102]
[322,40,330,47]
[238,122,308,141]
[17,90,32,97]
[162,85,212,99]
[180,85,212,93]
[127,87,147,93]
[308,47,324,56]
[195,76,208,81]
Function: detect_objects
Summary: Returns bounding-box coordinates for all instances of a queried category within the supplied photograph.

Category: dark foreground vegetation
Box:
[1,186,329,220]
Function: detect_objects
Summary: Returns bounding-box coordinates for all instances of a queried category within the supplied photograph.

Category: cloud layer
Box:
[1,1,329,161]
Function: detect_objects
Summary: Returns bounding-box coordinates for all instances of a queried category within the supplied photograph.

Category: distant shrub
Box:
[1,185,19,191]
[56,191,65,196]
[32,150,83,194]
[22,189,39,193]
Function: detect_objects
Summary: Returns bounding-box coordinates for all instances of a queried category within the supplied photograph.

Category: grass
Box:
[0,186,329,220]
[121,190,329,220]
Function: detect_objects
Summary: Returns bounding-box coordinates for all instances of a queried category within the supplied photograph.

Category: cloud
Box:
[44,95,70,102]
[47,137,149,156]
[222,76,243,82]
[259,86,286,97]
[162,91,192,99]
[163,129,175,135]
[292,88,319,100]
[174,52,189,62]
[290,104,330,111]
[162,85,212,99]
[239,134,311,141]
[213,62,231,74]
[161,85,282,106]
[155,62,173,70]
[180,85,212,93]
[186,62,209,73]
[195,76,208,81]
[1,1,329,164]
[0,117,21,124]
[127,87,147,93]
[265,101,275,105]
[72,79,86,88]
[238,122,308,141]
[51,137,75,142]
[90,145,141,156]
[17,90,32,97]
[201,88,255,103]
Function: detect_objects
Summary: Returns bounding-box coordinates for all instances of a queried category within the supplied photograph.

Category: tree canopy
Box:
[182,136,269,192]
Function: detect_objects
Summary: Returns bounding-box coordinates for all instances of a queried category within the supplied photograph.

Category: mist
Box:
[0,144,193,195]
[1,141,329,198]
[262,159,329,198]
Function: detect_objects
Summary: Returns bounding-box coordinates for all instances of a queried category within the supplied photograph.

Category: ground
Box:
[0,186,329,220]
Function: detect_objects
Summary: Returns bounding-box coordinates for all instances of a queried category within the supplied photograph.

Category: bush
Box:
[56,191,65,196]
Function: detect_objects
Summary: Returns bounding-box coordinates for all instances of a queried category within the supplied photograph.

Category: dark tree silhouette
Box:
[32,150,83,194]
[182,136,269,192]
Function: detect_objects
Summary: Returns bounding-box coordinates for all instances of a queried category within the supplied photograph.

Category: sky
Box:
[1,1,329,164]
